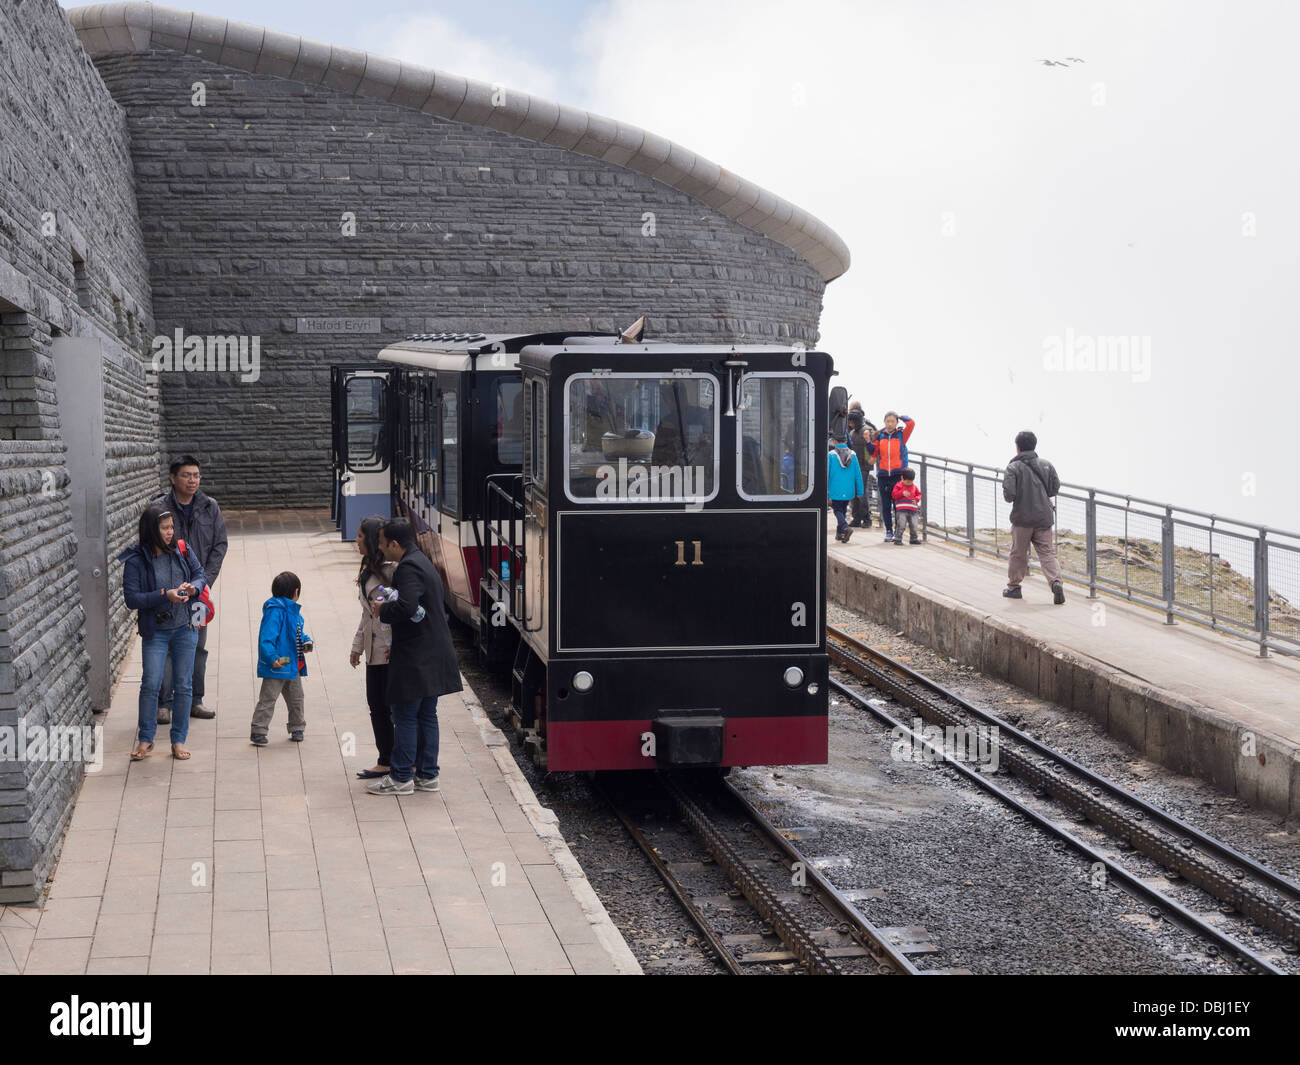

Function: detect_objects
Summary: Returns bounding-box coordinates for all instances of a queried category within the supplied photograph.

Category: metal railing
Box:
[483,474,527,628]
[910,452,1300,659]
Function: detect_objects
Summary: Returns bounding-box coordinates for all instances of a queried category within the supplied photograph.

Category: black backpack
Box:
[828,385,848,443]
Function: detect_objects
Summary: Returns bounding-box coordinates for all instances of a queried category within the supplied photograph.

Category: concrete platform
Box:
[0,510,639,975]
[829,532,1300,819]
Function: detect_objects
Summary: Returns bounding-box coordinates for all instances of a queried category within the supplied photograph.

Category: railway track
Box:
[596,772,930,975]
[827,623,1300,976]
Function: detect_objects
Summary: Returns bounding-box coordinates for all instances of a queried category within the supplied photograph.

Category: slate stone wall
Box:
[91,48,827,507]
[0,6,831,900]
[0,0,157,900]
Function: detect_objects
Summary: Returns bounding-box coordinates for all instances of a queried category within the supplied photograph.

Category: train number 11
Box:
[673,540,703,566]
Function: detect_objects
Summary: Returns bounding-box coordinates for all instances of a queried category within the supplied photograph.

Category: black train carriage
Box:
[369,331,606,628]
[484,336,834,772]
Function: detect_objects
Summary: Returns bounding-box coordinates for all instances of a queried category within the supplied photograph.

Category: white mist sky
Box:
[67,0,1300,532]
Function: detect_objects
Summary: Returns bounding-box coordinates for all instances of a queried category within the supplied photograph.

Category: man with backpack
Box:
[827,438,865,543]
[846,400,876,528]
[1002,431,1065,604]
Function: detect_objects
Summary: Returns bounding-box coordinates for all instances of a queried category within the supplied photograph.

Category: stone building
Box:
[0,0,848,901]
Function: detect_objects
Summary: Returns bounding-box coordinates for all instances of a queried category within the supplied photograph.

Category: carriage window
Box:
[524,381,534,483]
[345,376,387,472]
[423,380,437,507]
[439,389,459,514]
[737,374,813,500]
[406,384,418,491]
[525,379,547,488]
[495,380,523,465]
[565,374,717,502]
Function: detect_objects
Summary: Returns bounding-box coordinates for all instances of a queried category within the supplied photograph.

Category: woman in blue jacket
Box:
[118,502,207,761]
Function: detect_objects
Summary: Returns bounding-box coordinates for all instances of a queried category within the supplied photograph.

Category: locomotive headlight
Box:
[783,667,804,689]
[806,682,819,695]
[572,671,594,693]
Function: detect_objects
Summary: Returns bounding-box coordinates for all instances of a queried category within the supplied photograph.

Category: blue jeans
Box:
[140,626,199,745]
[877,472,902,536]
[390,696,440,783]
[160,623,207,708]
[830,499,850,535]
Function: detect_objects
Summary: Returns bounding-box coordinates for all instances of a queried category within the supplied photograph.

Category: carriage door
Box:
[337,369,391,540]
[522,376,547,632]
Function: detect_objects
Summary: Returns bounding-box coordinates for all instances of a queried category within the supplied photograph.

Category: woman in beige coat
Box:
[350,516,397,779]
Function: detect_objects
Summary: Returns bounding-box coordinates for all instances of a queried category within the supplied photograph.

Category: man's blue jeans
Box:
[877,472,902,536]
[390,696,439,783]
[140,626,199,745]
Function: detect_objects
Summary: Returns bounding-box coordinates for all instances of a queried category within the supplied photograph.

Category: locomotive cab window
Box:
[565,373,717,502]
[345,375,387,472]
[737,373,814,500]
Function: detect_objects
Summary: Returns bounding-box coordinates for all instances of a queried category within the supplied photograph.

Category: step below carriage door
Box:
[338,369,392,540]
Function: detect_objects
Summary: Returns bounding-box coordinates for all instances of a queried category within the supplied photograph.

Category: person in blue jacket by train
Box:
[827,438,865,544]
[118,502,207,762]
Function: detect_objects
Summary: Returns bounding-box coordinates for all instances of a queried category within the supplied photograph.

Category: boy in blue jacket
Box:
[251,571,313,746]
[827,439,865,543]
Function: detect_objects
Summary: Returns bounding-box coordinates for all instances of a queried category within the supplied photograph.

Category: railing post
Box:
[1086,490,1098,598]
[965,464,975,558]
[1254,530,1270,658]
[919,457,928,541]
[1161,505,1176,625]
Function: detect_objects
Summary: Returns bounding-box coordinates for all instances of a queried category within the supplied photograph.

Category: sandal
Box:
[355,766,390,779]
[171,744,191,760]
[130,742,154,761]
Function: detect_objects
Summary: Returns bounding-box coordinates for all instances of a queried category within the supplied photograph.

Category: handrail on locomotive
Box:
[483,473,527,630]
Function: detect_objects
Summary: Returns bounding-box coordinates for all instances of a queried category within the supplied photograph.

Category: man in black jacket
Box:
[1002,431,1065,604]
[847,401,876,527]
[152,455,228,720]
[366,518,463,795]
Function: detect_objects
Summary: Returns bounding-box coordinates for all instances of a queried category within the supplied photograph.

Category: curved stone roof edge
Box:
[66,2,850,282]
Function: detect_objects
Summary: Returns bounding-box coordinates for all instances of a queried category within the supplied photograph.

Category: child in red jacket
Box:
[891,468,922,545]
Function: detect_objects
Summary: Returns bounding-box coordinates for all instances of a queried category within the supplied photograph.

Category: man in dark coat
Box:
[846,401,876,527]
[152,454,228,721]
[366,518,463,795]
[1002,430,1065,604]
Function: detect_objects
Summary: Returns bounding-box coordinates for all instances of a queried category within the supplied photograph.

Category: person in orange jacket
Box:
[868,412,915,542]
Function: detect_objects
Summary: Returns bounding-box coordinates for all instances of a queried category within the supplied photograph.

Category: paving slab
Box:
[17,510,639,974]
